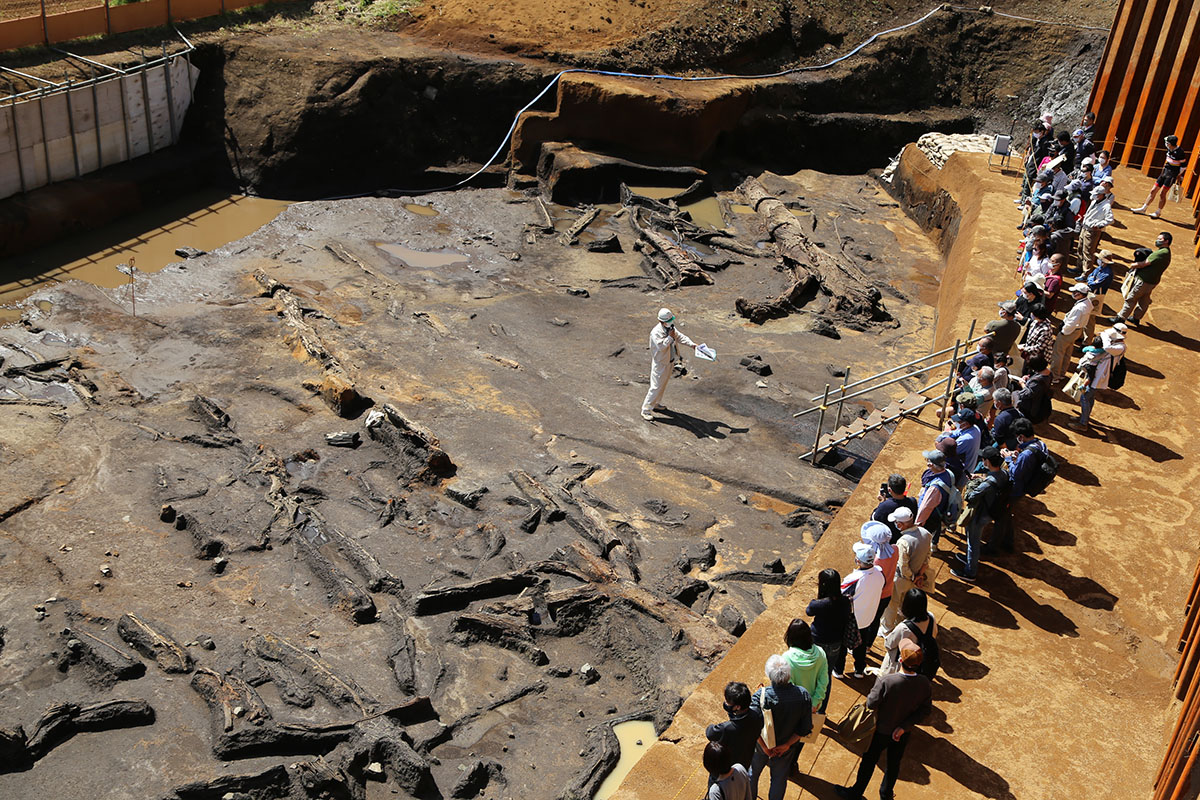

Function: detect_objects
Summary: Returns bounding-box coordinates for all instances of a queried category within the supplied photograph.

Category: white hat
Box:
[1070,283,1090,295]
[657,308,675,323]
[887,507,914,523]
[852,541,875,565]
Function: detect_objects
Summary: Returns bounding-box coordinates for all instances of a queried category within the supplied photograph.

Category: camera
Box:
[879,482,888,500]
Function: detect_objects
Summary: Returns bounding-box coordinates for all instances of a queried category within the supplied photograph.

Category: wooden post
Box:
[65,79,81,178]
[162,44,177,144]
[812,384,830,466]
[834,367,851,429]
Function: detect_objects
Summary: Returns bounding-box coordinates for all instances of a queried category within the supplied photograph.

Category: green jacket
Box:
[784,645,829,707]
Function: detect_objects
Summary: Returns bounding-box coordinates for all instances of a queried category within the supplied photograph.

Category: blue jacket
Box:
[1085,262,1114,294]
[750,683,812,746]
[1007,439,1046,497]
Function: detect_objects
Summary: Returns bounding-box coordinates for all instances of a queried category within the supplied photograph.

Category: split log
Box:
[450,612,549,665]
[191,667,273,745]
[387,634,418,695]
[736,177,890,328]
[191,395,233,431]
[59,627,146,686]
[294,506,404,596]
[412,571,540,615]
[172,513,227,560]
[534,197,555,231]
[246,633,376,713]
[216,720,358,760]
[169,765,292,800]
[708,568,800,585]
[292,533,378,624]
[627,209,713,288]
[372,730,437,795]
[559,206,600,245]
[413,682,546,753]
[23,699,155,761]
[117,613,193,673]
[252,269,289,297]
[365,404,455,484]
[510,469,567,524]
[482,585,604,620]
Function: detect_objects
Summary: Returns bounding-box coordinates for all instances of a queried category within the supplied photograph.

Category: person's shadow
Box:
[653,408,750,439]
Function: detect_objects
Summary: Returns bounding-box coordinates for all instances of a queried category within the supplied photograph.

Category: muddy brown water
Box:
[594,720,658,800]
[0,191,291,323]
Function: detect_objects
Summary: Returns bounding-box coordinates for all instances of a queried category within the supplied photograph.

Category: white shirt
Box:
[843,566,885,629]
[1082,192,1114,229]
[1061,296,1094,336]
[648,323,695,373]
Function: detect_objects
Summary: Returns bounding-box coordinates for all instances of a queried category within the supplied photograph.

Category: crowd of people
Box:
[698,112,1184,800]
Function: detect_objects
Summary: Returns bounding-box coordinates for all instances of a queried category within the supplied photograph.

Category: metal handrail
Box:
[805,329,986,403]
[798,394,945,460]
[792,354,958,418]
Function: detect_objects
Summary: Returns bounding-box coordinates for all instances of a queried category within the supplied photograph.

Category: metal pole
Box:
[40,0,48,45]
[90,67,103,171]
[940,339,962,424]
[9,94,26,194]
[811,384,830,466]
[807,332,988,403]
[793,355,961,418]
[118,73,131,161]
[104,0,111,35]
[64,79,81,178]
[834,366,851,429]
[37,87,50,184]
[162,44,177,144]
[139,65,155,154]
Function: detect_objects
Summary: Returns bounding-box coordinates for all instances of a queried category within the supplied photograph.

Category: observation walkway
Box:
[612,149,1200,799]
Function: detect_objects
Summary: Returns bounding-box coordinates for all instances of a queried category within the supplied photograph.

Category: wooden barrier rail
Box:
[0,0,279,52]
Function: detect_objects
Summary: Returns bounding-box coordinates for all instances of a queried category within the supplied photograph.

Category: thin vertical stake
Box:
[834,366,851,430]
[162,43,177,144]
[37,87,50,184]
[65,79,81,178]
[90,67,103,171]
[941,339,962,424]
[812,384,831,466]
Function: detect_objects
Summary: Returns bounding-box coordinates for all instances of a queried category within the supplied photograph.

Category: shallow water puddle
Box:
[375,243,469,268]
[626,185,727,230]
[404,203,439,216]
[593,720,657,800]
[0,192,291,313]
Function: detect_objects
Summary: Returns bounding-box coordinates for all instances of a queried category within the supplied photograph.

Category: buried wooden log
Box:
[559,206,600,245]
[413,682,547,753]
[191,395,233,430]
[168,765,292,800]
[246,633,376,713]
[172,512,227,560]
[117,613,193,673]
[509,469,567,524]
[365,404,455,484]
[736,177,891,328]
[21,699,155,762]
[191,667,273,743]
[450,612,549,665]
[412,571,541,615]
[293,504,404,596]
[292,531,378,624]
[58,627,146,686]
[387,634,419,695]
[628,209,713,288]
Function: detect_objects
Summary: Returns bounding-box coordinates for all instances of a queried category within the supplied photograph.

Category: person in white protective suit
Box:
[641,308,697,421]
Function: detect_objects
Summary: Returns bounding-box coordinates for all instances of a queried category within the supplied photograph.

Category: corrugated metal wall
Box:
[1088,0,1200,257]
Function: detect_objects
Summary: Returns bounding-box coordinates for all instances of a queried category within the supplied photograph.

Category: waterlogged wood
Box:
[117,613,193,673]
[450,612,549,665]
[628,208,713,288]
[559,206,600,245]
[737,177,890,327]
[246,633,376,713]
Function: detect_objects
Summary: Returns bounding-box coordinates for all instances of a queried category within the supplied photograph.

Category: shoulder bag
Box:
[758,687,776,749]
[838,700,877,750]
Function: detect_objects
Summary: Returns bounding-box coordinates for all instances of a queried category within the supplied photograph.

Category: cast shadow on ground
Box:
[1138,324,1200,352]
[1022,513,1078,547]
[945,565,1080,637]
[653,409,749,439]
[1123,358,1166,379]
[904,730,1018,800]
[1001,550,1118,610]
[1101,423,1182,462]
[1054,455,1100,487]
[1097,391,1140,409]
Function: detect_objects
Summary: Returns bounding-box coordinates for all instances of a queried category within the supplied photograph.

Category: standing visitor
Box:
[705,682,763,772]
[1068,326,1127,432]
[641,308,699,421]
[1115,232,1172,326]
[835,640,933,800]
[1077,177,1114,269]
[951,447,1011,581]
[1132,135,1189,218]
[915,450,956,548]
[704,742,752,800]
[782,619,829,714]
[807,568,854,683]
[881,508,932,634]
[1051,284,1093,381]
[749,655,812,800]
[843,543,886,679]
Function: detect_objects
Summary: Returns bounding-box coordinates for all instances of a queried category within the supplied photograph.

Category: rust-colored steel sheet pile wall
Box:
[1088,0,1200,256]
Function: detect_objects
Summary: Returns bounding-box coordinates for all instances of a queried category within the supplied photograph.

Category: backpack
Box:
[925,474,959,528]
[1108,356,1127,390]
[903,616,941,679]
[1022,445,1058,497]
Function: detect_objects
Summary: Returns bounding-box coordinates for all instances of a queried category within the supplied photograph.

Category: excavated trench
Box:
[0,10,1105,800]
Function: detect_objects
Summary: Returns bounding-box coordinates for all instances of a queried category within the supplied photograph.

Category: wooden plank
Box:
[1091,0,1144,154]
[1124,0,1187,171]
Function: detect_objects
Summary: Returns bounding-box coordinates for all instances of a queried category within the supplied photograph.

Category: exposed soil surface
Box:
[0,171,946,800]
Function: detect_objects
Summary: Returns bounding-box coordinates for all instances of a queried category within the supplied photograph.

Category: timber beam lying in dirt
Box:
[735,177,893,329]
[0,699,155,772]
